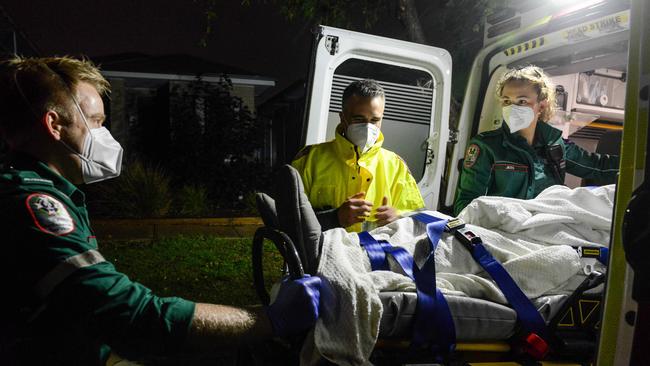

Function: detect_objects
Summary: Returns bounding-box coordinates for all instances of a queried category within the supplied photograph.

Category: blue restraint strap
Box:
[358,215,455,354]
[358,231,388,271]
[411,213,456,353]
[470,243,549,339]
[383,242,415,280]
[415,212,549,341]
[358,232,415,280]
[599,247,609,266]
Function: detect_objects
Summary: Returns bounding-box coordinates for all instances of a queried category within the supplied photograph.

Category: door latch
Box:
[325,35,339,55]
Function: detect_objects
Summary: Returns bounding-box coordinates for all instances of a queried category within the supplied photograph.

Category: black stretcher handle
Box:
[252,226,305,306]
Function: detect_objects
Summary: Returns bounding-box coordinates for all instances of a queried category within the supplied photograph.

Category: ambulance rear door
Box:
[600,0,650,363]
[302,25,453,209]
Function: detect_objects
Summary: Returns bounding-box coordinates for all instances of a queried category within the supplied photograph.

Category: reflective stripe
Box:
[566,158,619,172]
[34,249,106,300]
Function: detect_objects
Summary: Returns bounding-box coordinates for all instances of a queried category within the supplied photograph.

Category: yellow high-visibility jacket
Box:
[291,124,425,232]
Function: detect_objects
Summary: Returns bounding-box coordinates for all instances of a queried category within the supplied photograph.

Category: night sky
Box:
[2,0,324,99]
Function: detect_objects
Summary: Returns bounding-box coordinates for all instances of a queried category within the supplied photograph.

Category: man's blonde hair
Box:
[0,56,110,143]
[495,65,556,122]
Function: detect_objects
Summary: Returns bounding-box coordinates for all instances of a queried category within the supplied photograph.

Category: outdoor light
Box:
[552,0,605,10]
[550,0,606,19]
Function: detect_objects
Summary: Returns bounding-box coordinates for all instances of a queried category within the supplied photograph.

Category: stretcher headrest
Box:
[274,165,322,274]
[255,192,280,229]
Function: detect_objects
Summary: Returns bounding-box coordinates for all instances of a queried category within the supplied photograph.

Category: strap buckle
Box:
[454,227,482,252]
[522,332,549,359]
[445,217,466,233]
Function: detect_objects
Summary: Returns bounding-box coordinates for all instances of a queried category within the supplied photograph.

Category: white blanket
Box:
[300,185,615,366]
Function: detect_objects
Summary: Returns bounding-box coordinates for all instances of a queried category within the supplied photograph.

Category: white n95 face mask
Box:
[502,105,536,133]
[346,123,380,153]
[79,126,124,184]
[63,98,124,184]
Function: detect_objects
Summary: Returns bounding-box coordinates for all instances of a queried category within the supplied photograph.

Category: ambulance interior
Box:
[250,19,631,364]
[315,38,628,196]
[478,31,628,189]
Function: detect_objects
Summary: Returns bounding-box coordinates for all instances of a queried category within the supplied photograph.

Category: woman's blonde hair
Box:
[495,65,556,122]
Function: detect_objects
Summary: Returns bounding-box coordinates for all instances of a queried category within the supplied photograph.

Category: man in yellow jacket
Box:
[292,79,424,232]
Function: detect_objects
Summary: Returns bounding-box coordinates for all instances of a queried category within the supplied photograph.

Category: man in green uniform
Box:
[0,56,321,365]
[454,65,619,215]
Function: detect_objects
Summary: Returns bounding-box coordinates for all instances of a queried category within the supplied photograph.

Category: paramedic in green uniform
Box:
[454,65,619,215]
[0,56,321,365]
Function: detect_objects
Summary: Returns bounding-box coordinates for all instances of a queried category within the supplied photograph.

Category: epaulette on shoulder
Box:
[0,169,53,188]
[476,128,502,138]
[473,129,504,144]
[293,145,312,161]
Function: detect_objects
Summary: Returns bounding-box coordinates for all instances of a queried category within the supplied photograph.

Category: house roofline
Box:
[101,70,275,87]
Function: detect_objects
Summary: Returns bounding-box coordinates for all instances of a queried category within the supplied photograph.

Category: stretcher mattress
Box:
[264,166,613,365]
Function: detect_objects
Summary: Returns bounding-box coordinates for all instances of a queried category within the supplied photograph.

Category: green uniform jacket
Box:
[0,154,195,365]
[453,122,619,215]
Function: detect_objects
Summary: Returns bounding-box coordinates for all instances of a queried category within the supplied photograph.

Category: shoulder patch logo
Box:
[464,144,481,168]
[25,194,75,236]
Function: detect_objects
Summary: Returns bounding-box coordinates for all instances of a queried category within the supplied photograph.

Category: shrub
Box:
[175,184,210,217]
[91,160,172,218]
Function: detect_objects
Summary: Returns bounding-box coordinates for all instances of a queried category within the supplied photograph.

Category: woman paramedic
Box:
[453,65,620,215]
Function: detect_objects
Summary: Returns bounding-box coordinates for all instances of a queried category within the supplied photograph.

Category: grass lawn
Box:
[100,235,285,307]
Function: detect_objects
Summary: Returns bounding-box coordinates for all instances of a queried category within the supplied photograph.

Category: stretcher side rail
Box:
[252,226,304,306]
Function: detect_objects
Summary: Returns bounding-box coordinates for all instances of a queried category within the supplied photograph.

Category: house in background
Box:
[94,53,275,162]
[256,80,307,167]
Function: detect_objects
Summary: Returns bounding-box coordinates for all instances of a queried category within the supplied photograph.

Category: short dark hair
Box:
[342,79,385,109]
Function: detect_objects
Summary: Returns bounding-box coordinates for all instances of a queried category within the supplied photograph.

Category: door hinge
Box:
[325,35,339,55]
[421,132,439,165]
[449,129,459,144]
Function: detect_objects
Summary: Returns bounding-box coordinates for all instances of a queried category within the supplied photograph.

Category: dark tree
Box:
[162,76,269,211]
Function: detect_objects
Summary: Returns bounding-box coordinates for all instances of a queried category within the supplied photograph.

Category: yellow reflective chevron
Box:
[503,37,545,56]
[558,307,576,327]
[579,299,601,324]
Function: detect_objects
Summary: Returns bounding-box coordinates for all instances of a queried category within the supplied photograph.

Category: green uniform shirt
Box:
[454,122,620,215]
[0,153,195,365]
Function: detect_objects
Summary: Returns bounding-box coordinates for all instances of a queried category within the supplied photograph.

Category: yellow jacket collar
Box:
[334,123,384,162]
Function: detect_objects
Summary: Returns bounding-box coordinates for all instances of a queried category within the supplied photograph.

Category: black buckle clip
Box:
[454,227,482,252]
[445,217,466,233]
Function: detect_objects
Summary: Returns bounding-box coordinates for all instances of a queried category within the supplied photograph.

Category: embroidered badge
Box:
[464,144,481,168]
[25,194,75,236]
